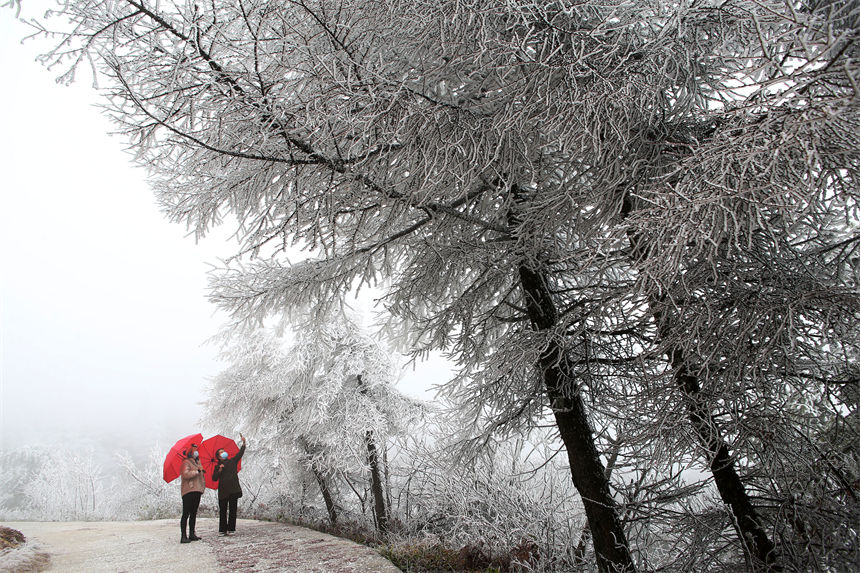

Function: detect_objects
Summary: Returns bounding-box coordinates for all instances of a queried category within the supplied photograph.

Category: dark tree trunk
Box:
[299,435,339,526]
[357,375,389,534]
[365,429,389,534]
[574,438,623,564]
[669,348,780,571]
[311,467,338,526]
[383,446,393,516]
[518,263,635,573]
[622,194,780,571]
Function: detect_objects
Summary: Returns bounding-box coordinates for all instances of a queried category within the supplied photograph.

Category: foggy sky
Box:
[0,5,233,452]
[0,3,445,457]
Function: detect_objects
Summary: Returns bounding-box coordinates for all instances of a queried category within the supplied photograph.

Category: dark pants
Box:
[219,494,239,532]
[181,491,202,537]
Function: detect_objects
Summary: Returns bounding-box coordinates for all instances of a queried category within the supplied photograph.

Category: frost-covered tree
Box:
[204,311,421,533]
[20,447,109,521]
[115,446,201,520]
[2,445,191,521]
[0,448,43,518]
[389,430,590,571]
[32,1,859,570]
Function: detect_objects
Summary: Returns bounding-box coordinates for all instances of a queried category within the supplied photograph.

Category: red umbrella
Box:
[199,434,242,489]
[163,433,203,483]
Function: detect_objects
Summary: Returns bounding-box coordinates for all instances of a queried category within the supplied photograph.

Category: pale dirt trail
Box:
[2,518,402,573]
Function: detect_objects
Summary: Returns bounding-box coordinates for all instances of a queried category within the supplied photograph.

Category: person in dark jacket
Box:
[212,433,246,534]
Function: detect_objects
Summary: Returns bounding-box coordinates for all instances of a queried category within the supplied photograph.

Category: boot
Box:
[181,526,190,544]
[189,516,201,540]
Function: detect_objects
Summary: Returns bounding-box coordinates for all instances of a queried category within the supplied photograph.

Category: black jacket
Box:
[212,443,245,500]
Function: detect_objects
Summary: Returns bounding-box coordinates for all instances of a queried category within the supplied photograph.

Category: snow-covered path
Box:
[2,519,402,572]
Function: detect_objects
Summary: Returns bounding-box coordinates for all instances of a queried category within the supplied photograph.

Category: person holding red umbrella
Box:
[179,442,206,543]
[212,433,247,535]
[163,433,203,484]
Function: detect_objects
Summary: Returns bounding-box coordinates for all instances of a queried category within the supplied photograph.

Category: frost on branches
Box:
[30,0,860,570]
[204,311,422,533]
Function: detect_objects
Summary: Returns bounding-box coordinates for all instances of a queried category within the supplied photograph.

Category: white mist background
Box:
[0,2,232,453]
[0,2,446,460]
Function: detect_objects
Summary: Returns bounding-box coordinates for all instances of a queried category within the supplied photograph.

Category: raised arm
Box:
[235,438,246,463]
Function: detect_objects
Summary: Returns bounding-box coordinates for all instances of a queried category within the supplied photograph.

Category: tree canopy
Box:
[33,0,859,570]
[205,313,419,474]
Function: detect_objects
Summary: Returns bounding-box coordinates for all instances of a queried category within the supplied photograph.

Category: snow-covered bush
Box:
[112,446,197,520]
[232,449,309,522]
[388,433,585,572]
[0,446,112,521]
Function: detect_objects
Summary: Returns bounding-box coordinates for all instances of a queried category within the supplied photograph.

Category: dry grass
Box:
[378,539,542,573]
[0,526,25,550]
[0,526,50,573]
[379,542,495,572]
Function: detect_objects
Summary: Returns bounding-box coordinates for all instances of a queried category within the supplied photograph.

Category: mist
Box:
[0,6,231,455]
[0,3,444,459]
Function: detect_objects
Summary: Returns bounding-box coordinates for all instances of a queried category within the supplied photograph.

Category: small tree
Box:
[0,447,43,519]
[22,447,108,521]
[204,310,422,533]
[115,446,190,520]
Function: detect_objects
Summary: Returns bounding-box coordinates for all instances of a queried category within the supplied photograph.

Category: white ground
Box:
[1,519,402,572]
[3,519,219,572]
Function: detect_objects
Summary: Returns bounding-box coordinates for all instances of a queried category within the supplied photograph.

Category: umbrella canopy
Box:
[163,433,203,483]
[199,434,242,489]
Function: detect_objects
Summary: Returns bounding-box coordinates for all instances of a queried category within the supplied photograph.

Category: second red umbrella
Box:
[198,434,242,490]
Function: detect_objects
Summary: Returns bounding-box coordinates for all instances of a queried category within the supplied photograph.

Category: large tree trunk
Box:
[311,466,338,526]
[668,347,780,571]
[622,195,780,570]
[357,375,389,534]
[365,429,389,534]
[574,438,623,564]
[518,263,635,573]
